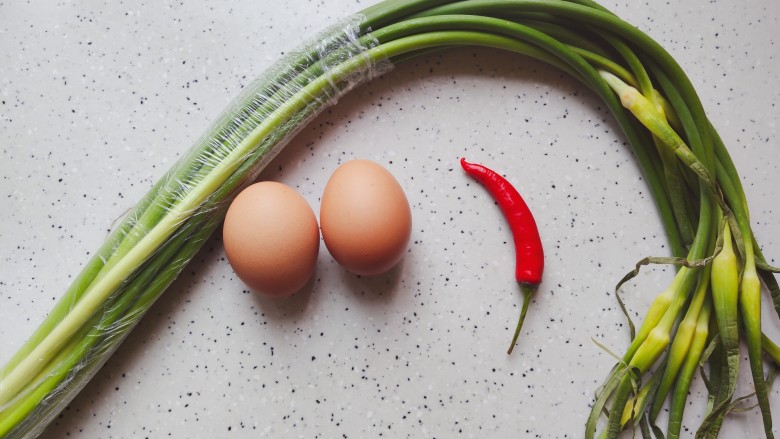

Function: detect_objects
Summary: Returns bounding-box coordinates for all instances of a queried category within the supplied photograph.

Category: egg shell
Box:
[223,181,319,297]
[320,159,412,276]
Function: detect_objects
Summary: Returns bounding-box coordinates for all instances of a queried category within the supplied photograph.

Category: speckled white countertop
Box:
[1,0,779,437]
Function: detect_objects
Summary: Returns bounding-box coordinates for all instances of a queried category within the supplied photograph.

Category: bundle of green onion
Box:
[0,0,777,437]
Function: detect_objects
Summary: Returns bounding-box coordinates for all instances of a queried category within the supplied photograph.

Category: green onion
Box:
[697,221,740,435]
[668,297,713,439]
[651,258,713,422]
[0,0,776,437]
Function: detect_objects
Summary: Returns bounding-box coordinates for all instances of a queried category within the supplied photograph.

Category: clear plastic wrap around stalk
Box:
[0,16,390,438]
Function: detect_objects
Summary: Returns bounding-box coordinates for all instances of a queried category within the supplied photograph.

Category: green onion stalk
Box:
[0,0,776,437]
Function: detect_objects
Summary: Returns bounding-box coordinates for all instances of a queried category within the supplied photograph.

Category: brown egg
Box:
[223,181,319,297]
[320,159,412,275]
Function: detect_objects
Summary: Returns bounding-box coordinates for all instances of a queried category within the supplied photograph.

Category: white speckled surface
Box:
[1,0,779,437]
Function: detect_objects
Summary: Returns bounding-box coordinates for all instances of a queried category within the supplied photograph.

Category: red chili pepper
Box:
[460,157,544,354]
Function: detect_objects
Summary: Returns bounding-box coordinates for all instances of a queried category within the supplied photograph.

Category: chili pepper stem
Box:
[508,283,536,355]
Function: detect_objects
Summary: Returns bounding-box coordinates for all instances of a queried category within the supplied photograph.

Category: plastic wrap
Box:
[0,15,390,438]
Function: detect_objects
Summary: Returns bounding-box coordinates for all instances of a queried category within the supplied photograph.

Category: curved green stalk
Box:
[570,46,638,88]
[596,61,716,439]
[712,140,776,437]
[507,284,535,354]
[603,270,696,437]
[649,261,712,421]
[742,262,772,438]
[697,221,740,434]
[668,298,712,439]
[597,35,694,247]
[712,125,780,322]
[619,359,666,429]
[703,101,772,439]
[621,269,688,362]
[520,20,618,63]
[763,335,780,366]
